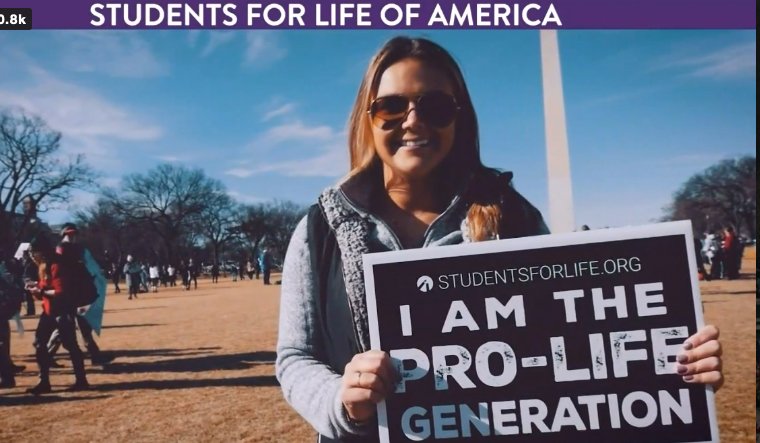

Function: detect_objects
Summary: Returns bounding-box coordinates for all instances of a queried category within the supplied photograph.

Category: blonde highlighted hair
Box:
[346,36,503,241]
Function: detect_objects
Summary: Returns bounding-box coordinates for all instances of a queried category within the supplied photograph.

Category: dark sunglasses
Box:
[368,92,460,130]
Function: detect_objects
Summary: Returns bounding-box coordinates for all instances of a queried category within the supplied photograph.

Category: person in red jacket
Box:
[722,226,739,279]
[25,235,89,395]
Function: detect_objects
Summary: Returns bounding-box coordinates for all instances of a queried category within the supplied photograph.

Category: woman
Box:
[275,37,723,441]
[25,236,89,395]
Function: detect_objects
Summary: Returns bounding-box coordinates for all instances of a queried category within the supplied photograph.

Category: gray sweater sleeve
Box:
[275,216,368,438]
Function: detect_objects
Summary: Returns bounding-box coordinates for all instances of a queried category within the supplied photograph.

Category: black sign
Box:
[363,222,718,442]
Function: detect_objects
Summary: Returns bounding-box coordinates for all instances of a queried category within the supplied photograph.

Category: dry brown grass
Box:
[1,249,756,442]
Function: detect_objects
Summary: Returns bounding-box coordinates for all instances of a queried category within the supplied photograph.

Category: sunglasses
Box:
[368,92,460,130]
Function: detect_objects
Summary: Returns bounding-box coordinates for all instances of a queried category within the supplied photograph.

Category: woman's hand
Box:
[677,324,723,391]
[340,350,397,424]
[27,286,42,299]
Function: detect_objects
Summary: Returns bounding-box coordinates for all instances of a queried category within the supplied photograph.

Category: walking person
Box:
[21,251,38,316]
[187,259,198,290]
[722,226,739,279]
[178,260,189,290]
[46,223,112,367]
[274,36,725,441]
[693,236,710,281]
[110,262,121,293]
[1,254,25,388]
[149,263,160,293]
[701,232,714,266]
[211,262,220,283]
[160,265,169,288]
[17,197,52,316]
[139,263,149,293]
[246,259,255,280]
[260,248,273,285]
[25,235,89,395]
[708,230,724,280]
[167,263,176,287]
[124,255,141,299]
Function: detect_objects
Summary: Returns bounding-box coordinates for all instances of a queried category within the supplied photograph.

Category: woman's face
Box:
[371,58,456,181]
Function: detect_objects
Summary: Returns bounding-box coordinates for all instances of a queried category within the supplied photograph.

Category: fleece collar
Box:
[318,186,372,352]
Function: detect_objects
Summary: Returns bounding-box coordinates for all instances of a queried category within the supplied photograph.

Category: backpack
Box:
[58,243,99,308]
[0,261,24,320]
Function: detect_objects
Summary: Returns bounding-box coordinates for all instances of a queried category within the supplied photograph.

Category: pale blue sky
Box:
[0,30,755,229]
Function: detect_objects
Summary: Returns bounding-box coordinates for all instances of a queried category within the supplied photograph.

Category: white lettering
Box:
[553,289,584,322]
[635,282,667,316]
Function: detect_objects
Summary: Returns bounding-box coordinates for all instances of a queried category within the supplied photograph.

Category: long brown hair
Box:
[346,36,501,241]
[29,235,54,284]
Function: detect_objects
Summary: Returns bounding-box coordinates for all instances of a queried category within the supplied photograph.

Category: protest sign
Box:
[14,242,30,261]
[363,220,718,442]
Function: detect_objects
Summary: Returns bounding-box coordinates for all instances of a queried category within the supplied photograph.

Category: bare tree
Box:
[0,109,96,252]
[663,156,756,238]
[238,204,271,255]
[238,200,306,263]
[264,200,307,261]
[104,163,225,262]
[75,198,164,266]
[196,191,239,265]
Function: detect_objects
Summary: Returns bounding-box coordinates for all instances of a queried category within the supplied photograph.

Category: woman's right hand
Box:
[340,350,397,424]
[27,286,42,299]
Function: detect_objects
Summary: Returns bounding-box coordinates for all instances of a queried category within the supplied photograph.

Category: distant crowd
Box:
[694,226,747,281]
[1,196,276,394]
[110,248,275,298]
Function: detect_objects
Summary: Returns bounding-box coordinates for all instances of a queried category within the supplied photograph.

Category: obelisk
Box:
[540,30,575,233]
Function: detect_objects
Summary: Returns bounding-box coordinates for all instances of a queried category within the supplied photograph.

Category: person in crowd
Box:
[18,197,50,316]
[260,248,273,285]
[25,235,89,394]
[110,262,121,293]
[722,226,739,280]
[167,263,176,287]
[124,255,142,300]
[47,224,113,367]
[1,252,26,388]
[178,260,189,290]
[139,263,149,293]
[187,258,198,290]
[20,250,39,316]
[211,262,220,283]
[734,235,746,278]
[149,263,160,293]
[160,265,169,288]
[274,36,724,442]
[700,232,713,266]
[246,259,255,280]
[694,235,710,281]
[708,230,724,280]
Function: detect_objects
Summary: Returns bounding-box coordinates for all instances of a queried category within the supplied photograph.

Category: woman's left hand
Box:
[677,324,723,391]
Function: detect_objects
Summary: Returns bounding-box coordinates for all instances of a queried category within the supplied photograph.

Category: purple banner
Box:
[1,0,755,29]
